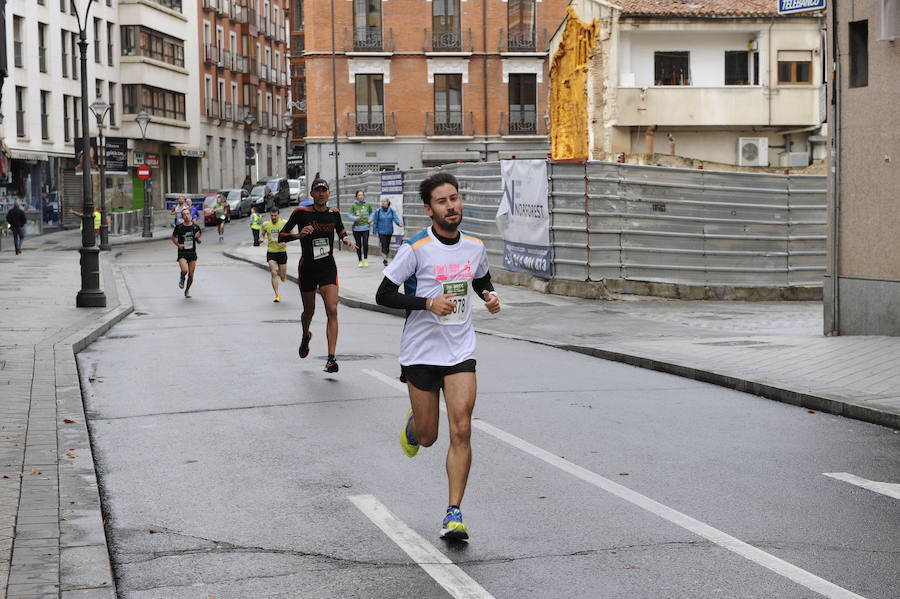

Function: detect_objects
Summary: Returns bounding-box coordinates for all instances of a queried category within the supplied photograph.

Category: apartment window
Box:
[61,31,69,77]
[355,74,384,135]
[353,0,383,50]
[72,34,79,79]
[38,23,48,73]
[94,18,102,63]
[433,0,460,51]
[107,23,115,65]
[724,51,751,85]
[107,0,112,6]
[849,21,869,88]
[121,26,185,67]
[655,52,690,85]
[294,0,304,31]
[148,0,182,11]
[16,87,26,138]
[508,73,536,134]
[41,91,50,140]
[63,95,71,142]
[74,97,80,140]
[60,0,66,11]
[122,84,187,120]
[96,80,104,101]
[883,0,900,40]
[38,0,45,6]
[108,82,117,126]
[13,17,23,68]
[777,50,813,85]
[508,0,536,51]
[434,73,462,135]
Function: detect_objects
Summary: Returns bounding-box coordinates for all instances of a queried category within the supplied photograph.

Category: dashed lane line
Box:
[349,494,495,599]
[363,368,867,599]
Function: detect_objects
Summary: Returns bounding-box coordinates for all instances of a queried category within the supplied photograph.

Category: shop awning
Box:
[7,149,49,162]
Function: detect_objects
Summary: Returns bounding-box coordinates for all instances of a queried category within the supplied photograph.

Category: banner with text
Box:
[380,171,405,251]
[497,160,552,278]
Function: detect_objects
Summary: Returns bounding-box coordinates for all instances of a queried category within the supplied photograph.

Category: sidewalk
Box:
[0,230,160,598]
[227,242,900,431]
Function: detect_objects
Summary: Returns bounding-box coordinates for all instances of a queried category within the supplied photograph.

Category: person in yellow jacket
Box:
[249,205,262,246]
[69,209,105,246]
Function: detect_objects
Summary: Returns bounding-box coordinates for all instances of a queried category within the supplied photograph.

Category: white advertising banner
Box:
[380,171,405,250]
[497,160,552,277]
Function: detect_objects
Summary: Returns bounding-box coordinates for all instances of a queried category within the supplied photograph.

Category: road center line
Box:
[363,368,866,599]
[824,472,900,500]
[349,494,495,599]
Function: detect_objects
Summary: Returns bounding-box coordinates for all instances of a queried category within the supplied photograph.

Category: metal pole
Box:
[141,129,152,237]
[75,17,106,308]
[829,0,841,335]
[330,0,340,213]
[97,115,109,250]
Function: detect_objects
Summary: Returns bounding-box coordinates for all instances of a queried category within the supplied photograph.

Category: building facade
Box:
[302,0,569,184]
[550,0,826,168]
[197,0,292,192]
[824,0,900,335]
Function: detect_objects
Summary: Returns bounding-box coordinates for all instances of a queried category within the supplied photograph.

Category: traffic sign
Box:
[137,165,151,180]
[778,0,826,15]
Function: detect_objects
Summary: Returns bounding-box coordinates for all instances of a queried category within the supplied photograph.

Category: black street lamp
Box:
[281,111,293,178]
[243,109,256,181]
[135,110,153,237]
[90,97,110,251]
[73,0,106,308]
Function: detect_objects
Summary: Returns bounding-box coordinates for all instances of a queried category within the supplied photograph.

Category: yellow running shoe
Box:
[400,410,419,458]
[274,294,281,302]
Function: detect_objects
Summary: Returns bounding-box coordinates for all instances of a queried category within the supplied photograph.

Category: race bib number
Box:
[183,233,194,250]
[439,281,469,324]
[312,237,330,260]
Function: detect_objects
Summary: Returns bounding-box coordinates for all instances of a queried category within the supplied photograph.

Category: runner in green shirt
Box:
[215,194,229,242]
[260,208,288,302]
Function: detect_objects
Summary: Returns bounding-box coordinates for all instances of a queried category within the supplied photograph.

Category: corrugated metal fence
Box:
[338,161,826,289]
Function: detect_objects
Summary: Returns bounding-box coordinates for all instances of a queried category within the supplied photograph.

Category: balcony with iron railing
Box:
[246,58,259,78]
[425,111,474,137]
[202,0,215,11]
[279,71,287,86]
[233,55,248,73]
[499,28,549,53]
[223,102,234,121]
[220,48,231,68]
[344,111,397,138]
[275,25,285,43]
[343,27,394,53]
[233,4,248,24]
[260,17,271,38]
[260,111,271,130]
[259,63,269,80]
[204,44,218,64]
[424,28,473,53]
[217,0,232,19]
[205,99,221,119]
[499,111,548,136]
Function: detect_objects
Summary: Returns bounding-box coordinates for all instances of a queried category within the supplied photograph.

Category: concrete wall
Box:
[826,0,900,335]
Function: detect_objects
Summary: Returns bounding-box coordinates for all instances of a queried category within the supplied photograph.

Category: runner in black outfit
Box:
[278,177,356,373]
[171,208,202,298]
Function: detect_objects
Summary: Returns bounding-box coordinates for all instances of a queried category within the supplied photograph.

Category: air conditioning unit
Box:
[780,152,810,168]
[737,137,769,167]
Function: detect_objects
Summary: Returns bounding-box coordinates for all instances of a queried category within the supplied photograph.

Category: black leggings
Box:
[353,230,369,260]
[379,234,392,256]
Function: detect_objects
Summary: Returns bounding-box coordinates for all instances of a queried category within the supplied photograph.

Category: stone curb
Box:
[223,249,900,433]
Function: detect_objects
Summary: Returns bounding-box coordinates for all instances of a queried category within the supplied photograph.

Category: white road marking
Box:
[349,494,495,599]
[824,472,900,500]
[364,368,867,599]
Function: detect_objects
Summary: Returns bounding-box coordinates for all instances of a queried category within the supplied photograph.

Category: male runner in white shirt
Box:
[376,172,501,540]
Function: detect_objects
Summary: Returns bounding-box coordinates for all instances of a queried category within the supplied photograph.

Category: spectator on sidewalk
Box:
[6,200,27,254]
[68,208,103,245]
[249,205,262,246]
[348,190,373,267]
[371,198,403,267]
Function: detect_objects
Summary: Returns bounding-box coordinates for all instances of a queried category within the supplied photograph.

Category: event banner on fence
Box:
[380,171,405,250]
[497,160,552,278]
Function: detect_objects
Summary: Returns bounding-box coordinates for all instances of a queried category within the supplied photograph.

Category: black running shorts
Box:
[267,251,288,265]
[297,256,338,292]
[400,359,477,392]
[177,250,197,263]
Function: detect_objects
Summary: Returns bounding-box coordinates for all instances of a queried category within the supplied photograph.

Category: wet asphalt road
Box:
[77,234,900,598]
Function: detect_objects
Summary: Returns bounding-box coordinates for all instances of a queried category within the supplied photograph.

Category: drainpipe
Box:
[645,125,658,154]
[829,0,841,335]
[483,0,489,157]
[767,19,775,127]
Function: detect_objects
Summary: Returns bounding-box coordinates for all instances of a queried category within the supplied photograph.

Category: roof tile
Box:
[616,0,785,18]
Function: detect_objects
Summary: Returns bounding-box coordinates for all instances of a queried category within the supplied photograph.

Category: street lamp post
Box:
[243,109,256,181]
[73,0,106,308]
[136,110,153,237]
[282,111,293,178]
[90,97,110,250]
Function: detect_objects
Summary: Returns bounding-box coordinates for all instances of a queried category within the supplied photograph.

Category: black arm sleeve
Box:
[472,272,495,299]
[278,209,301,243]
[376,277,428,311]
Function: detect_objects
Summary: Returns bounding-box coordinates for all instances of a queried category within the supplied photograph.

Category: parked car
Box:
[201,194,226,226]
[261,177,291,207]
[288,178,305,205]
[219,188,251,218]
[249,185,275,213]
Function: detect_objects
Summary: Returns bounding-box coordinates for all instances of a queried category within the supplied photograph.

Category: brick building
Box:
[301,0,569,182]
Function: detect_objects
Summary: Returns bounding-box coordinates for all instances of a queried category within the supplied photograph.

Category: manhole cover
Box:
[262,319,300,324]
[314,354,380,361]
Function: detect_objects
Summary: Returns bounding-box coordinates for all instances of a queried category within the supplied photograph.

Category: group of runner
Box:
[169,173,499,541]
